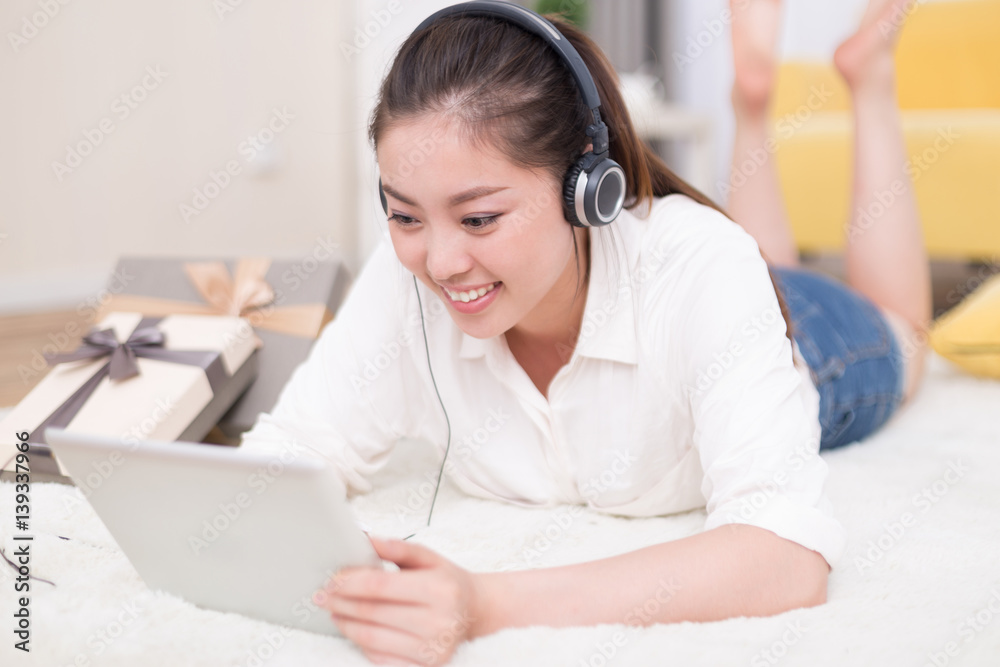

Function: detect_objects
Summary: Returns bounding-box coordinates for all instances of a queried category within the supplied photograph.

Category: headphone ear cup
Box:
[563,156,627,228]
[586,158,626,226]
[562,160,586,227]
[378,178,388,215]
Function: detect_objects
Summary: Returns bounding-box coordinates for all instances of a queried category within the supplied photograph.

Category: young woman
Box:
[242,1,930,664]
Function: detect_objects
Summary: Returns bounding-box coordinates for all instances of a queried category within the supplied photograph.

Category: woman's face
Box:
[378,115,588,341]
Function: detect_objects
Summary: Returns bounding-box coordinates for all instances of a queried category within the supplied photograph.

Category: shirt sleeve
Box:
[668,213,847,568]
[239,238,430,497]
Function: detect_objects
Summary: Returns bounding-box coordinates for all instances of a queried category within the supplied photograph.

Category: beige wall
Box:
[0,1,565,314]
[0,0,359,313]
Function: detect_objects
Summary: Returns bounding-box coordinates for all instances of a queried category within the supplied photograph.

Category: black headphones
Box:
[378,0,627,228]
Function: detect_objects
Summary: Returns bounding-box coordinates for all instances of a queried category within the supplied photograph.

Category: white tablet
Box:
[45,428,381,636]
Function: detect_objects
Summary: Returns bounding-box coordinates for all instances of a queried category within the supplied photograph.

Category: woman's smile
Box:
[439,280,503,314]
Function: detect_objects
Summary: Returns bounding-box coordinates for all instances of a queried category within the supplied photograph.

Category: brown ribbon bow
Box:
[183,258,276,317]
[98,259,332,339]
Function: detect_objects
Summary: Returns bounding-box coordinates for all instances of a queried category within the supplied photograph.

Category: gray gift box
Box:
[101,254,351,437]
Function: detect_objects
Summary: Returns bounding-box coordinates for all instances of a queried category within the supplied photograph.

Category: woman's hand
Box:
[314,537,485,666]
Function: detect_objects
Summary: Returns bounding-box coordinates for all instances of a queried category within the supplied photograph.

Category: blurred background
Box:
[1,0,998,405]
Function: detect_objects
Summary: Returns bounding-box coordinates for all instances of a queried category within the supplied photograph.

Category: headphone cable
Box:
[403,275,452,539]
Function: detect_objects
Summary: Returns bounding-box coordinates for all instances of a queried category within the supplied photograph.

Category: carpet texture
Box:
[2,350,999,667]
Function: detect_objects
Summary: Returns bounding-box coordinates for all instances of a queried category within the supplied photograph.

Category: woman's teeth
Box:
[445,282,498,303]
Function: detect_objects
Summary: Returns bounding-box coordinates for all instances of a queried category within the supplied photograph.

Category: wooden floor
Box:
[0,258,994,407]
[0,309,89,407]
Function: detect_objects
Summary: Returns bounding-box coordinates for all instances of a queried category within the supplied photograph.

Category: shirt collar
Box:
[459,209,642,365]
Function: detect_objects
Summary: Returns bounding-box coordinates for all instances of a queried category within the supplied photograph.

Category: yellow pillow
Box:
[930,273,1000,378]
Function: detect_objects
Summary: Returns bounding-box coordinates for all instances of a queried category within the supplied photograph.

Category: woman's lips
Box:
[440,281,502,314]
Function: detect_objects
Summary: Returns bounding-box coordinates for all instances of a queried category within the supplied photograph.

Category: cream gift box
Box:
[97,256,350,437]
[0,312,258,483]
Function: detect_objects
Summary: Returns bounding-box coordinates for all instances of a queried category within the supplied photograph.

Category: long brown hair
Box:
[368,12,794,342]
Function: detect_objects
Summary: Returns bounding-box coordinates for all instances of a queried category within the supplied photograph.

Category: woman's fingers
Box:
[362,648,423,667]
[334,614,463,666]
[315,538,476,665]
[333,615,426,664]
[329,562,457,606]
[323,595,435,637]
[370,536,445,569]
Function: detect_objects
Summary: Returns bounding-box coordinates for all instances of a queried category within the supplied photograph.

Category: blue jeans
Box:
[771,267,906,450]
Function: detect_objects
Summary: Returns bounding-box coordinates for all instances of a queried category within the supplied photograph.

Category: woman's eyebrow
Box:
[382,184,510,208]
[448,185,510,206]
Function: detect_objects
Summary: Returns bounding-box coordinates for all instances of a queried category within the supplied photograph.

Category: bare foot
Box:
[834,0,916,90]
[730,0,783,114]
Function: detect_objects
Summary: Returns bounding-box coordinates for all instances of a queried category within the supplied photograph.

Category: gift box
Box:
[0,312,258,484]
[94,255,350,437]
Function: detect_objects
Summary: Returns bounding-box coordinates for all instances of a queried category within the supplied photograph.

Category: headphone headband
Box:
[414,1,608,155]
[384,0,626,228]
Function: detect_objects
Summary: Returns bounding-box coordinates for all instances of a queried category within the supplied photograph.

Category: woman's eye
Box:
[388,213,499,230]
[388,213,417,226]
[464,215,499,230]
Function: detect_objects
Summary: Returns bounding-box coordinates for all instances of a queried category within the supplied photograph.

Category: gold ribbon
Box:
[97,258,334,340]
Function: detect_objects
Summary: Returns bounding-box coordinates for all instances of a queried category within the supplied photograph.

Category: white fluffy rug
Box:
[2,350,1000,667]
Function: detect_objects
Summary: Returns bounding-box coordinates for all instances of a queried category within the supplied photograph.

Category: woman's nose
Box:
[425,229,474,283]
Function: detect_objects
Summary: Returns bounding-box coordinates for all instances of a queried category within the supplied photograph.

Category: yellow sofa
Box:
[771,0,1000,261]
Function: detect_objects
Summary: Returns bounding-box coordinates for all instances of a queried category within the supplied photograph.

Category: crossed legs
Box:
[726,0,931,404]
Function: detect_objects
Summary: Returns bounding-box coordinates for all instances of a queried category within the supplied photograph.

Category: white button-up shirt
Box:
[242,194,847,567]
